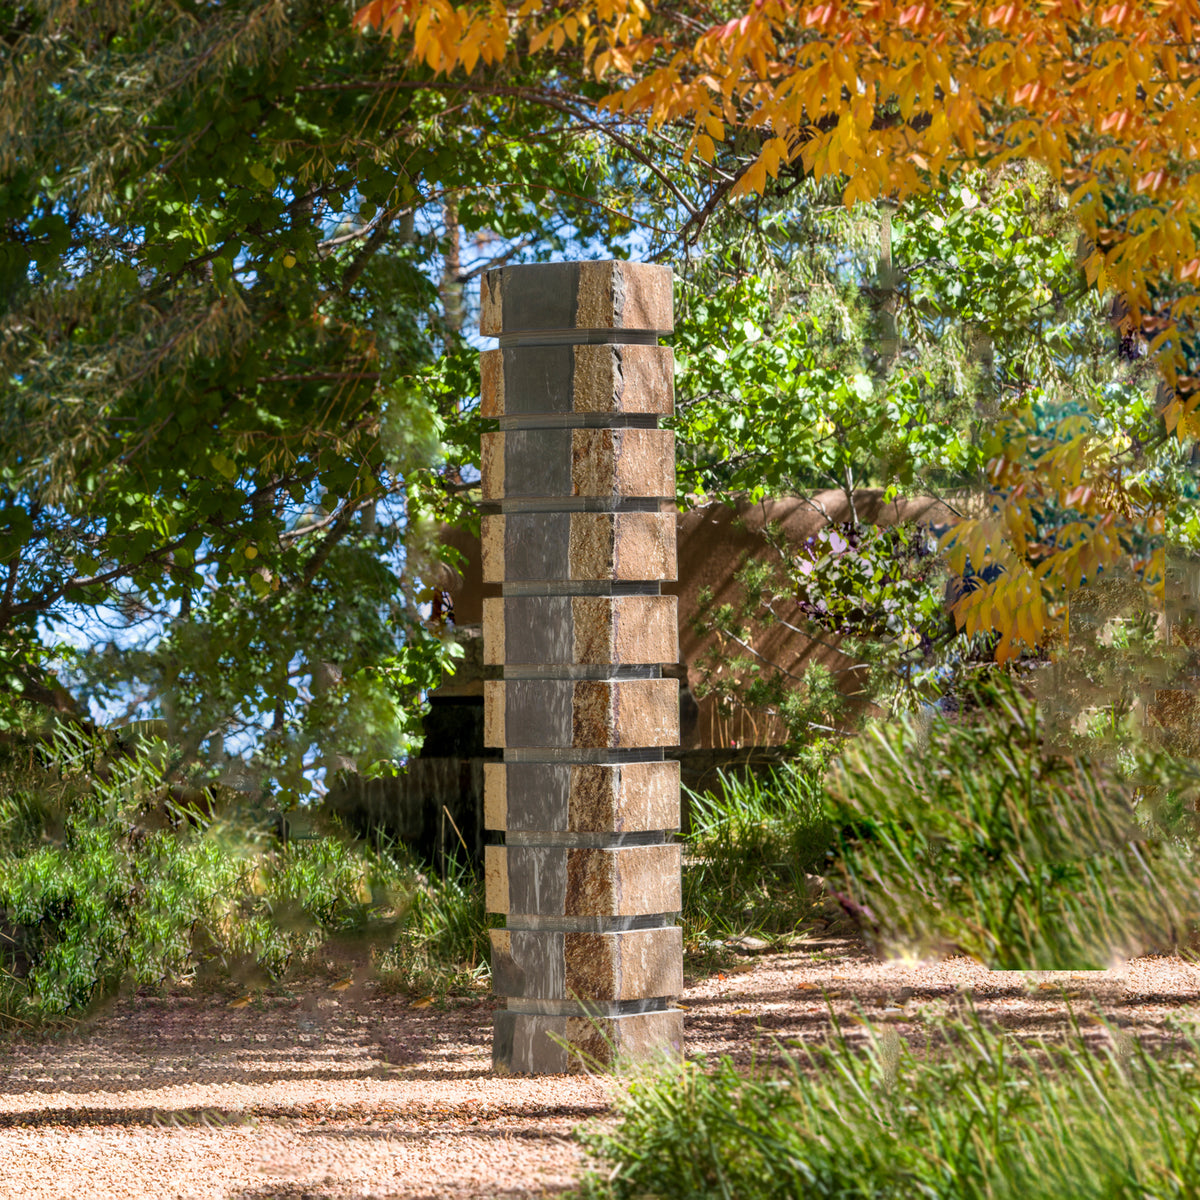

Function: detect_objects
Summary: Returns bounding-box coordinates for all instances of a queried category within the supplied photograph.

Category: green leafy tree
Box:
[0,0,677,794]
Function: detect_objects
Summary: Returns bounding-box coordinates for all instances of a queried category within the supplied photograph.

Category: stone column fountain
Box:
[479,260,684,1073]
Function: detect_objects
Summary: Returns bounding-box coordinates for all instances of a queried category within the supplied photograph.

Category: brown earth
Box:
[2,939,1199,1200]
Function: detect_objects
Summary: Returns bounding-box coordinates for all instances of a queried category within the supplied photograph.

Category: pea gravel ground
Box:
[2,933,1199,1200]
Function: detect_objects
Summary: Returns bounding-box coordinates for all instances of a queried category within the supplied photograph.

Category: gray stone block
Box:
[484,761,570,832]
[485,844,682,917]
[506,845,569,916]
[480,344,675,417]
[482,595,677,667]
[484,761,681,833]
[493,1009,685,1074]
[481,514,570,583]
[493,1010,570,1074]
[480,261,674,337]
[490,929,567,999]
[482,513,678,583]
[484,679,679,749]
[491,927,682,1002]
[480,429,675,502]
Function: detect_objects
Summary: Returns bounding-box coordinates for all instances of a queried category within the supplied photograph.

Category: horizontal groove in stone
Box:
[501,582,662,597]
[506,997,670,1017]
[489,497,666,515]
[504,748,668,764]
[505,913,680,932]
[502,665,661,681]
[498,330,660,347]
[497,413,661,431]
[504,830,674,848]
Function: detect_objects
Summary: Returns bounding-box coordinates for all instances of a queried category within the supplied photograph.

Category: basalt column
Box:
[479,261,684,1074]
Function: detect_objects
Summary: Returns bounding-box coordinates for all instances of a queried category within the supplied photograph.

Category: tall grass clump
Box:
[0,724,490,1025]
[683,761,833,945]
[577,1011,1200,1200]
[373,849,494,996]
[826,674,1200,969]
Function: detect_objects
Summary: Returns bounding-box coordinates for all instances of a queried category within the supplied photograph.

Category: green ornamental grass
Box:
[826,676,1200,970]
[682,761,833,947]
[577,1010,1200,1200]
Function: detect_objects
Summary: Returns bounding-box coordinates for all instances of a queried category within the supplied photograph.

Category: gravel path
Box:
[3,936,1199,1200]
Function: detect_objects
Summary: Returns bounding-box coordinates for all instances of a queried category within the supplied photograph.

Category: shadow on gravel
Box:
[0,1097,610,1130]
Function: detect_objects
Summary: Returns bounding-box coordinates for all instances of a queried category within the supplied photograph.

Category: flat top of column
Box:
[480,261,674,338]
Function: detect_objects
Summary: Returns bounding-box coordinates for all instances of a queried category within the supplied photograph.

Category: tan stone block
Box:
[570,429,674,499]
[564,927,683,1001]
[576,261,674,332]
[483,679,505,748]
[613,511,677,580]
[573,344,674,415]
[484,845,509,914]
[614,263,674,332]
[480,348,504,417]
[482,597,504,666]
[575,260,618,329]
[567,512,615,578]
[614,760,681,831]
[620,343,675,413]
[480,432,505,501]
[570,429,617,498]
[483,762,507,830]
[609,677,680,746]
[564,844,681,917]
[480,515,504,583]
[566,762,681,833]
[570,681,613,747]
[563,847,614,916]
[567,595,676,665]
[568,765,620,832]
[572,345,622,413]
[615,594,678,664]
[568,512,676,582]
[563,932,620,1001]
[479,269,503,337]
[612,428,674,498]
[564,1009,684,1069]
[570,597,611,664]
[571,679,679,748]
[619,429,676,499]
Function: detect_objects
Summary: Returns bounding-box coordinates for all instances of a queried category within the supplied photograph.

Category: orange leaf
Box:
[354,0,386,30]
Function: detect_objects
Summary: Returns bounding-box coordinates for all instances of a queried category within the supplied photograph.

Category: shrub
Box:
[0,725,491,1023]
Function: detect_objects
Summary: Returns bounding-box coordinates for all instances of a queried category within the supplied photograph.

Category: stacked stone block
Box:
[479,260,684,1074]
[1149,556,1200,757]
